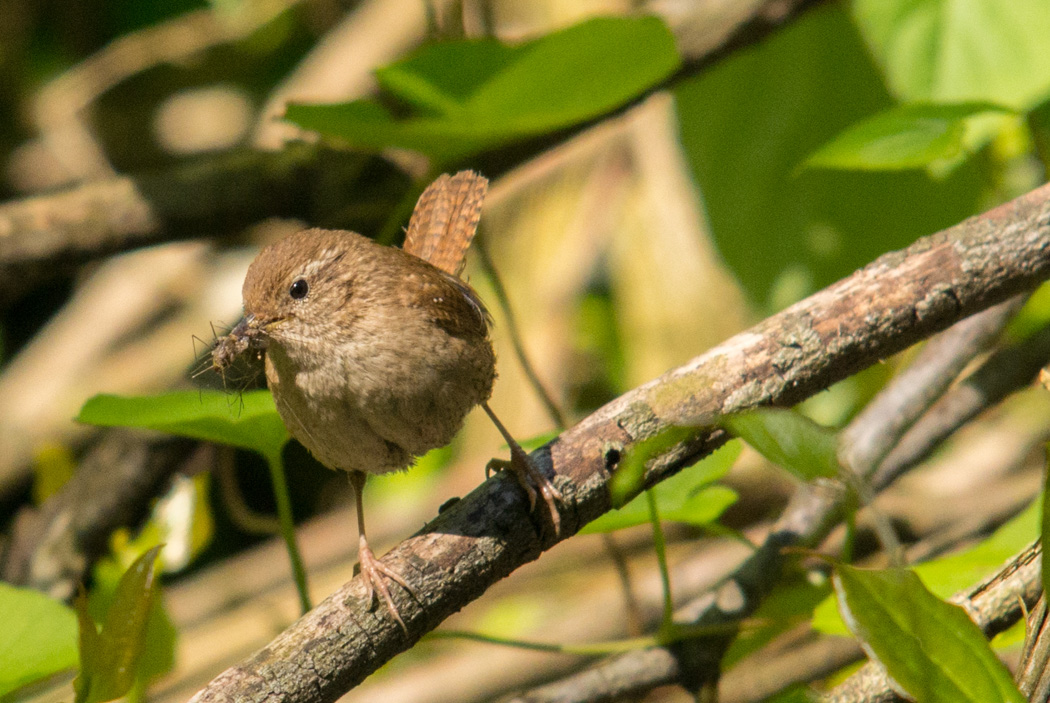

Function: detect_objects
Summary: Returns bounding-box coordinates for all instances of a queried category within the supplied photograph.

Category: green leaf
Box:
[74,546,163,703]
[374,39,519,114]
[663,485,738,525]
[90,531,177,694]
[0,584,78,697]
[603,426,692,509]
[674,4,986,311]
[582,441,740,533]
[286,16,680,164]
[284,101,503,164]
[459,16,678,125]
[721,409,839,480]
[852,0,1050,110]
[1005,280,1050,342]
[833,564,1025,703]
[813,496,1039,634]
[77,390,288,460]
[762,686,815,703]
[31,443,77,504]
[804,102,1014,172]
[78,392,311,614]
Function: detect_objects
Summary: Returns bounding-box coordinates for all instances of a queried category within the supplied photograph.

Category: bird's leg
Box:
[349,470,414,631]
[482,402,562,536]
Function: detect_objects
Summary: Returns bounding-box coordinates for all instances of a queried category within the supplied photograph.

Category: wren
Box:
[212,172,562,628]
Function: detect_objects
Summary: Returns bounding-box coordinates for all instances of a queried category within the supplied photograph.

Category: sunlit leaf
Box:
[804,102,1013,172]
[1005,280,1050,342]
[583,440,740,533]
[762,686,814,703]
[374,39,519,114]
[74,546,162,703]
[834,564,1025,702]
[77,390,288,460]
[852,0,1050,110]
[722,409,839,480]
[286,16,679,165]
[31,443,77,504]
[813,496,1039,635]
[92,532,177,693]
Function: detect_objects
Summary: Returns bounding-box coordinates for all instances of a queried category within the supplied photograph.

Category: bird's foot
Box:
[487,444,562,537]
[357,535,415,632]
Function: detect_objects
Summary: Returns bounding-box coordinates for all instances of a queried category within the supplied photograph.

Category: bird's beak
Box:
[229,313,269,349]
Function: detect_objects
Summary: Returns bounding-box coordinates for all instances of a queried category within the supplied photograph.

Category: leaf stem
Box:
[428,619,753,656]
[427,629,660,656]
[646,489,675,637]
[265,447,311,614]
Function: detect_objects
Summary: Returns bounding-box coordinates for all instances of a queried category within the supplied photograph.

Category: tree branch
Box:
[0,431,196,600]
[873,317,1050,487]
[0,144,367,303]
[839,294,1027,478]
[187,183,1050,702]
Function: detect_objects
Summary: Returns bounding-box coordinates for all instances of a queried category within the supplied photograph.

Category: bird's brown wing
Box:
[403,171,489,277]
[400,258,491,340]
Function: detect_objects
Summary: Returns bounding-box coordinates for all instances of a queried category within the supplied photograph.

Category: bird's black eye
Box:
[289,278,309,299]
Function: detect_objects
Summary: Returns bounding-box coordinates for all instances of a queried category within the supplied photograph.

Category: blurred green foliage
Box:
[0,583,78,697]
[675,6,988,310]
[286,16,679,166]
[813,496,1041,635]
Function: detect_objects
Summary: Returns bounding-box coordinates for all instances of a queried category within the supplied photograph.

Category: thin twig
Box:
[1018,597,1050,702]
[602,533,646,637]
[837,294,1029,561]
[475,235,568,430]
[839,294,1028,478]
[874,318,1050,487]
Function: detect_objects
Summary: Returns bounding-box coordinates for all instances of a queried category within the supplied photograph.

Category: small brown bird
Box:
[213,172,560,628]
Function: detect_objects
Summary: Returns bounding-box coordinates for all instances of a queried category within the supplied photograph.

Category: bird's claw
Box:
[357,535,415,632]
[487,446,563,536]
